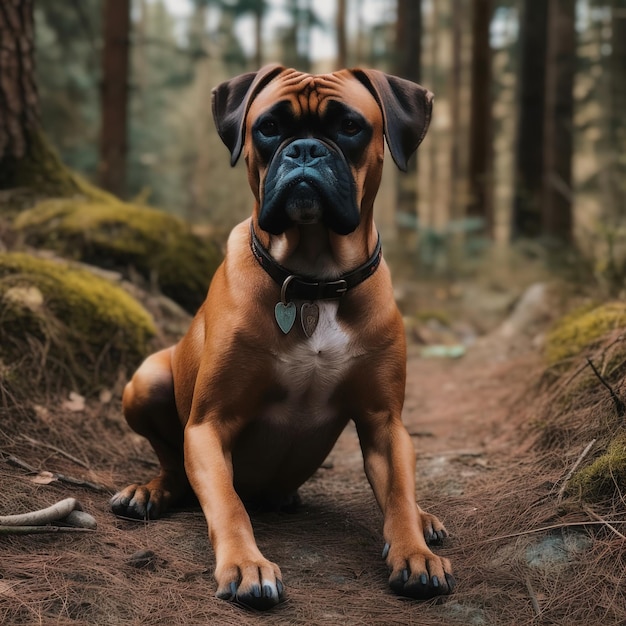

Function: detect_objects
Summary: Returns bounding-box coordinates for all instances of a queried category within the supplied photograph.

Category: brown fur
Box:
[111,66,453,609]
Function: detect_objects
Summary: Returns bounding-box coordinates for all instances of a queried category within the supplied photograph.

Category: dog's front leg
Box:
[184,421,283,609]
[356,413,456,599]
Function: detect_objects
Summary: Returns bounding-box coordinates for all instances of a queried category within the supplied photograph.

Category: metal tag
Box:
[300,302,319,337]
[275,301,296,334]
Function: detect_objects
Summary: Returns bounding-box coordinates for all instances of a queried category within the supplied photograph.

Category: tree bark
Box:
[0,0,39,188]
[511,1,548,239]
[336,0,347,69]
[394,0,422,233]
[449,0,464,221]
[541,0,575,242]
[609,1,626,213]
[99,0,131,198]
[467,0,493,235]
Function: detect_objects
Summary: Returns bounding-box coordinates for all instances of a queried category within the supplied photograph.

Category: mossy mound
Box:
[14,199,221,314]
[544,301,626,365]
[570,432,626,502]
[0,252,156,394]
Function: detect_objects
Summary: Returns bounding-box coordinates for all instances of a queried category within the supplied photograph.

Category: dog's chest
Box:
[271,300,355,420]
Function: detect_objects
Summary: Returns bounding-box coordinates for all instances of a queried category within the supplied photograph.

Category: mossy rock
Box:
[14,199,221,314]
[0,252,156,394]
[545,302,626,365]
[570,433,626,502]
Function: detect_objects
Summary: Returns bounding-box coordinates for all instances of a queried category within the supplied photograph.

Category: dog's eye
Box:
[340,119,361,136]
[258,119,279,137]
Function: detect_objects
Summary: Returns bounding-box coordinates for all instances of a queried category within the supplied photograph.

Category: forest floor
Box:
[1,276,624,625]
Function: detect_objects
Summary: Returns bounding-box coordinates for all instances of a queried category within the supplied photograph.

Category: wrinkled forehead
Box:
[247,68,382,122]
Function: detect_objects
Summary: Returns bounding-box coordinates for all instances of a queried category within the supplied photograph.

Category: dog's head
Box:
[212,65,433,236]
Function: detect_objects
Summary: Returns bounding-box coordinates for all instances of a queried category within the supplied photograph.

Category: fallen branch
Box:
[5,454,109,492]
[0,497,97,531]
[557,439,596,504]
[0,497,78,526]
[0,525,94,535]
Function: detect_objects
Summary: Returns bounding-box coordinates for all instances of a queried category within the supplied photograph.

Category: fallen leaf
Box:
[31,471,57,485]
[33,404,50,422]
[99,389,113,404]
[63,391,85,412]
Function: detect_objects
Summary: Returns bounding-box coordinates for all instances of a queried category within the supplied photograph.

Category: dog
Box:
[111,64,455,609]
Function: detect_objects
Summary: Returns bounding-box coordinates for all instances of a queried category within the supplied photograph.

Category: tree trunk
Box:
[99,0,131,198]
[336,0,347,69]
[0,0,39,188]
[394,0,422,234]
[467,0,493,235]
[609,0,626,214]
[541,0,575,242]
[511,1,548,239]
[449,0,464,221]
[254,4,263,68]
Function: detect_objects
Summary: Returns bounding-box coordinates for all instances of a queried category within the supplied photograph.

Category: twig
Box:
[525,576,541,617]
[0,526,94,535]
[586,357,626,418]
[584,506,626,541]
[0,497,78,526]
[5,455,110,493]
[557,439,597,504]
[20,435,90,469]
[476,519,626,545]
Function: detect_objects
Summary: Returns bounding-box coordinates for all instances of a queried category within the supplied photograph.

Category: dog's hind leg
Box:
[110,347,190,519]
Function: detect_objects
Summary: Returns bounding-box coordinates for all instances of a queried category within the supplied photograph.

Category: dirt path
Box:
[0,338,587,626]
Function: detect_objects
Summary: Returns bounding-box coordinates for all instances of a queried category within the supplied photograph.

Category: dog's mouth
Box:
[259,141,360,236]
[284,181,324,225]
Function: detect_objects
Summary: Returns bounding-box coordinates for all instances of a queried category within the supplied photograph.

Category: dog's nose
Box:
[284,139,329,165]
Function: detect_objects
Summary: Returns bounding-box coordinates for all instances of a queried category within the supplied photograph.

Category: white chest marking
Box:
[272,301,356,421]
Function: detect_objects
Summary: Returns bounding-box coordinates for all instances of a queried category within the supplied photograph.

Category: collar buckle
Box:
[327,279,348,295]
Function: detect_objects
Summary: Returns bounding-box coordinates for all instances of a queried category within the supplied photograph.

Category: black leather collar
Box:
[250,223,382,300]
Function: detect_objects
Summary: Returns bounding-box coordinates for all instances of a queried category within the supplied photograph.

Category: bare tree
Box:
[608,0,626,213]
[541,0,576,242]
[336,0,348,69]
[512,1,548,239]
[394,0,422,232]
[449,0,466,221]
[467,0,493,235]
[99,0,131,198]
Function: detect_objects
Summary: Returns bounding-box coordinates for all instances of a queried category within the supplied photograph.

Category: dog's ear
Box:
[351,69,433,172]
[212,64,285,166]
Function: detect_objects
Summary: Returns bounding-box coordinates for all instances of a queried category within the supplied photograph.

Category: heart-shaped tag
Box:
[274,301,296,334]
[301,302,319,337]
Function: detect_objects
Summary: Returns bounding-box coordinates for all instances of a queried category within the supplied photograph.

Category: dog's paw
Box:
[383,543,456,600]
[419,510,448,546]
[110,483,169,520]
[215,558,284,610]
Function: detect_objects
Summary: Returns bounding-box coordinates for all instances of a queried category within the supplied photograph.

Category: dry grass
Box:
[1,321,626,624]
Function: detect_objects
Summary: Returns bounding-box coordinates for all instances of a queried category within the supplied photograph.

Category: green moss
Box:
[0,129,117,207]
[570,433,626,502]
[545,302,626,365]
[0,252,156,392]
[14,198,221,313]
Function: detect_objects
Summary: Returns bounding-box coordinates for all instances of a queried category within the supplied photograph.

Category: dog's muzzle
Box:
[259,138,360,236]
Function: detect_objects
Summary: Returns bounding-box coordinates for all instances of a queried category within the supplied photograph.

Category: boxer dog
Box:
[111,65,455,609]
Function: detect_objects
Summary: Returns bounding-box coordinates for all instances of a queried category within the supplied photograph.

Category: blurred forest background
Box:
[3,0,615,291]
[3,5,626,624]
